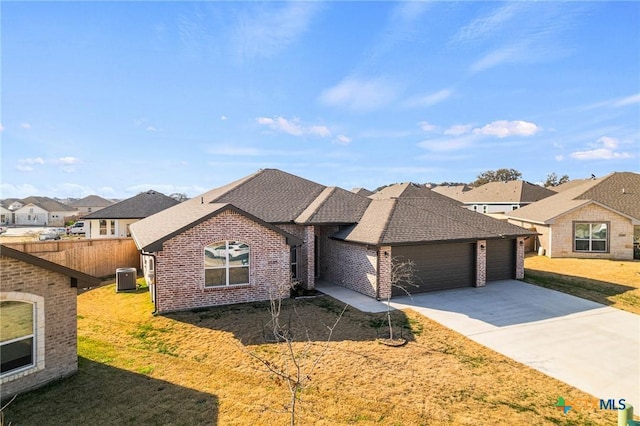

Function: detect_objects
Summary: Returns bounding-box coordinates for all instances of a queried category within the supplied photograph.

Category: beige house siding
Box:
[549,204,634,260]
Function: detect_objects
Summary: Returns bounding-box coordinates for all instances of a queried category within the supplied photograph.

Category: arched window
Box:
[0,300,36,376]
[204,241,250,287]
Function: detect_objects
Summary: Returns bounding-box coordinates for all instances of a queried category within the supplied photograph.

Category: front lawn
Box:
[2,282,617,425]
[524,255,640,314]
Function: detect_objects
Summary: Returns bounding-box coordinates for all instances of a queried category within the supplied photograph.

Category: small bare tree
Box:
[246,282,347,425]
[383,257,418,342]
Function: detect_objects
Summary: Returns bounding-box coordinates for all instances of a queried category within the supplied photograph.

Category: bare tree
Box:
[382,257,418,343]
[544,172,570,187]
[246,282,347,425]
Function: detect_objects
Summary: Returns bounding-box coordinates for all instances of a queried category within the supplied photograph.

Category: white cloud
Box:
[308,125,332,138]
[319,76,398,112]
[570,136,633,161]
[444,124,473,136]
[472,120,540,138]
[16,165,35,172]
[0,183,40,198]
[256,116,338,140]
[470,44,523,73]
[57,156,80,165]
[419,121,437,132]
[555,155,564,161]
[20,123,32,129]
[404,89,453,108]
[147,126,157,132]
[220,115,228,121]
[452,2,523,45]
[232,2,319,60]
[0,123,4,132]
[334,134,351,145]
[418,134,478,152]
[582,93,640,110]
[20,157,45,165]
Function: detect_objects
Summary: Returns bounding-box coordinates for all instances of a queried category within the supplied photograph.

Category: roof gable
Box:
[17,196,76,212]
[84,190,180,219]
[69,195,114,208]
[0,244,100,287]
[458,181,556,204]
[506,172,640,223]
[129,201,302,252]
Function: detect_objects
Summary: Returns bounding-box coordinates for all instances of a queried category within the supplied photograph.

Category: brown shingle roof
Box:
[506,172,640,223]
[69,195,114,208]
[351,187,373,196]
[431,184,470,201]
[335,190,535,245]
[19,196,77,212]
[84,190,180,219]
[457,181,556,203]
[295,186,371,224]
[130,201,302,252]
[211,169,326,223]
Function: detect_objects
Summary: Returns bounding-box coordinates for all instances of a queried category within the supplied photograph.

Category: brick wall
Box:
[475,240,486,287]
[276,224,314,289]
[550,204,634,259]
[318,226,378,298]
[378,246,392,300]
[154,209,291,313]
[0,257,77,399]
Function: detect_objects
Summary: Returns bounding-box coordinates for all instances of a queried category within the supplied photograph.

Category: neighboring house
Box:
[83,190,180,239]
[68,195,114,218]
[13,197,78,226]
[351,187,373,197]
[447,180,556,215]
[431,184,470,200]
[0,204,13,225]
[130,169,535,313]
[506,172,640,260]
[0,244,100,399]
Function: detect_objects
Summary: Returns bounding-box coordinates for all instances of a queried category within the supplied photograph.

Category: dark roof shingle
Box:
[84,190,179,219]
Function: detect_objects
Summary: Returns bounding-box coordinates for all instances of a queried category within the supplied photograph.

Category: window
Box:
[110,220,116,236]
[99,220,107,235]
[204,241,250,287]
[574,222,608,252]
[482,205,488,214]
[290,246,298,279]
[0,301,35,375]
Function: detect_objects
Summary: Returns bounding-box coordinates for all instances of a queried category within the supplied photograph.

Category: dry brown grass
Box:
[524,254,640,314]
[2,280,619,425]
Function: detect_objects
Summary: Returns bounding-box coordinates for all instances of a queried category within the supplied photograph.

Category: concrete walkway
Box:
[316,279,640,409]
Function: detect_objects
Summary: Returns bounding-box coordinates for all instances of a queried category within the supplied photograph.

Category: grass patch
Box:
[524,255,640,314]
[1,283,619,425]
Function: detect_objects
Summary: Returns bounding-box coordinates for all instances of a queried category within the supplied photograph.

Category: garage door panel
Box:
[486,239,515,282]
[393,243,475,295]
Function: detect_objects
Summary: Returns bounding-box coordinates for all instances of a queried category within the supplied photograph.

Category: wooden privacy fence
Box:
[3,238,140,278]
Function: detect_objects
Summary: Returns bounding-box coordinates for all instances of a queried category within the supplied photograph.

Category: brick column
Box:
[304,225,315,290]
[516,236,525,279]
[476,240,486,287]
[377,246,392,300]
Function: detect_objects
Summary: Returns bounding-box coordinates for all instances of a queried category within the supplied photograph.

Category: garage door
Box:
[392,243,475,295]
[486,239,515,282]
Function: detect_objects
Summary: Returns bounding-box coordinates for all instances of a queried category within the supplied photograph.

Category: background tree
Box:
[543,173,570,187]
[169,193,189,202]
[471,168,522,187]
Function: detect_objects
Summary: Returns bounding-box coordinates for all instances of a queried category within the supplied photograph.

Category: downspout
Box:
[140,251,159,315]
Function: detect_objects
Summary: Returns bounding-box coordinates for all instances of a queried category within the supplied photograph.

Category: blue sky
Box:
[2,1,639,200]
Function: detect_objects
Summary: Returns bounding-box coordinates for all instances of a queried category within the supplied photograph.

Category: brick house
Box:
[506,172,640,260]
[130,169,535,314]
[0,244,100,399]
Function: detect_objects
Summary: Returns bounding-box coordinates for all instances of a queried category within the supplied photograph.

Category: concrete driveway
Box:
[390,280,640,409]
